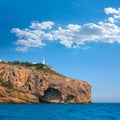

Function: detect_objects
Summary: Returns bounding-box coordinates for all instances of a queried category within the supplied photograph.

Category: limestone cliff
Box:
[0,62,92,103]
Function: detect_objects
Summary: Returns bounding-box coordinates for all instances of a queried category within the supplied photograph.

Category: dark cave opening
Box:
[40,87,62,103]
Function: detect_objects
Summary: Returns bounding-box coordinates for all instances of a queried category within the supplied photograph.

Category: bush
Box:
[0,80,13,90]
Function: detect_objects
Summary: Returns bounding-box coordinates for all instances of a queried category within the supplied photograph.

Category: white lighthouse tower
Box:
[42,58,45,65]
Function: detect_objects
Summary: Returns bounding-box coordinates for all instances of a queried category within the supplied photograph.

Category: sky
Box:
[0,0,120,102]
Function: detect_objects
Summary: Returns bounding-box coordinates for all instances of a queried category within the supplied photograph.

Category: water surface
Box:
[0,103,120,120]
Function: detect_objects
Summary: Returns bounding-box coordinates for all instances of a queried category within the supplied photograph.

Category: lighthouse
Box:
[42,58,45,65]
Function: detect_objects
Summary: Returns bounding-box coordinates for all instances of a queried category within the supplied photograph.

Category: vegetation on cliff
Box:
[0,60,64,77]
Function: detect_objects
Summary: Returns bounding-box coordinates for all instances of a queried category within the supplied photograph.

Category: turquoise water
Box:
[0,103,120,120]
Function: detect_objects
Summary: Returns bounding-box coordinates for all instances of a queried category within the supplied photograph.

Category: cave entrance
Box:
[40,87,62,103]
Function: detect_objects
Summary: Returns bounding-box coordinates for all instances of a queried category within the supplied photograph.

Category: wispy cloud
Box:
[11,7,120,52]
[105,7,120,23]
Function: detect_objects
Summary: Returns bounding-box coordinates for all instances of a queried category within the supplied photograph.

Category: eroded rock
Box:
[0,63,92,103]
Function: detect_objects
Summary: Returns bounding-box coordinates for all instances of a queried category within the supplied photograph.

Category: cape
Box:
[0,62,92,103]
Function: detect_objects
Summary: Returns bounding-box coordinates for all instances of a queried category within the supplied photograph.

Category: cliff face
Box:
[0,63,92,103]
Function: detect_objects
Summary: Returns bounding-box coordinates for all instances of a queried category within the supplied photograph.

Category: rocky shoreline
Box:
[0,62,92,103]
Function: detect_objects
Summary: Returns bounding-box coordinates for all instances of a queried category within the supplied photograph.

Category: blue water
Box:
[0,103,120,120]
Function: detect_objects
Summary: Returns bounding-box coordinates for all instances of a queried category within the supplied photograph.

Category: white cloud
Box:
[11,8,120,52]
[108,17,115,23]
[105,7,119,14]
[105,7,120,23]
[16,46,29,52]
[66,24,81,31]
[30,21,54,30]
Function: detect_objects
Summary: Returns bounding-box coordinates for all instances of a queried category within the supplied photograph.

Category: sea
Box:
[0,103,120,120]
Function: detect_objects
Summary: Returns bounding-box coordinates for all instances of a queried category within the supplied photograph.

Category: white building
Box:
[32,62,36,64]
[42,58,45,64]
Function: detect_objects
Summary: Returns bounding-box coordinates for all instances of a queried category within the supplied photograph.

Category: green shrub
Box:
[0,80,13,90]
[7,61,65,77]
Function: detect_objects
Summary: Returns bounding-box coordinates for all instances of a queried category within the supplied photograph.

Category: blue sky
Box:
[1,0,120,102]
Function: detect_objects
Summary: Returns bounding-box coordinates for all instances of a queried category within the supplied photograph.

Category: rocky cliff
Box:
[0,62,92,103]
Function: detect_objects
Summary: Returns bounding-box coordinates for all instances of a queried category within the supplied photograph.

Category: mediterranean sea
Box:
[0,103,120,120]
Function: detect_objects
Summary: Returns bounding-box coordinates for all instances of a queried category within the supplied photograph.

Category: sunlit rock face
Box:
[0,63,92,103]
